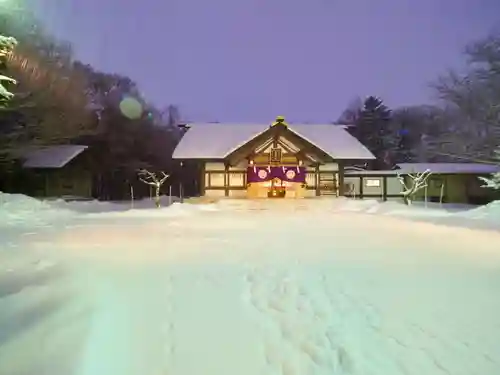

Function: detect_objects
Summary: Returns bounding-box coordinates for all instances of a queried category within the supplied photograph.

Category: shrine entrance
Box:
[268,178,287,198]
[247,166,306,199]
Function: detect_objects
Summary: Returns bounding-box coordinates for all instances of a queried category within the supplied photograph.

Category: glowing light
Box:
[262,180,292,187]
[119,96,143,119]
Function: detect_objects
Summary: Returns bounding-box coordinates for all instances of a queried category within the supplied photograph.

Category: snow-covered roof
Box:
[345,163,500,175]
[396,163,500,174]
[172,123,375,160]
[22,145,88,169]
[344,170,400,176]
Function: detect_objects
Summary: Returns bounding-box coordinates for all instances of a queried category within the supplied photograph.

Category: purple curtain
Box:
[247,166,306,183]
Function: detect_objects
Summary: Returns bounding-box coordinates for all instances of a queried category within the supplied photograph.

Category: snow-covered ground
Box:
[1,194,500,375]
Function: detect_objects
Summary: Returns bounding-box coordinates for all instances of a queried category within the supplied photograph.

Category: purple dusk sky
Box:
[32,0,499,123]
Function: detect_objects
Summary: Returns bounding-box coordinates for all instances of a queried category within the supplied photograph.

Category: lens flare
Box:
[119,96,143,119]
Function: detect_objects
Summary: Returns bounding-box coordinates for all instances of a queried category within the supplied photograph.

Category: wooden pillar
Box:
[359,176,364,199]
[444,175,448,203]
[315,164,320,196]
[179,161,184,202]
[200,162,206,196]
[44,173,50,197]
[224,163,229,197]
[337,162,345,197]
[382,176,387,201]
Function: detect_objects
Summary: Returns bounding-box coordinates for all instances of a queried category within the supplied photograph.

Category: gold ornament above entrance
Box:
[269,147,282,164]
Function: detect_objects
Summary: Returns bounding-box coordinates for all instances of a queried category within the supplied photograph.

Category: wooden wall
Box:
[203,161,247,198]
[411,174,498,204]
[305,163,340,197]
[344,175,399,200]
[30,167,93,198]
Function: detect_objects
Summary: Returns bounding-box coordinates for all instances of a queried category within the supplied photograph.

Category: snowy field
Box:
[1,194,500,375]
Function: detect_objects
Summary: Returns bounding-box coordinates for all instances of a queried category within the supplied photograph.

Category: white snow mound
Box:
[455,200,500,221]
[0,192,75,228]
[335,199,381,212]
[81,202,219,219]
[334,198,500,230]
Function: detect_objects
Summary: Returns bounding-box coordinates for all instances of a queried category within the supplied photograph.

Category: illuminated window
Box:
[365,179,380,187]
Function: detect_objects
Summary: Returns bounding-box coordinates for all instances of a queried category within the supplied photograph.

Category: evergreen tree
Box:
[352,96,393,168]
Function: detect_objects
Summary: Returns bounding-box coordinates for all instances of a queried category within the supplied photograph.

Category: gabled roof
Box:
[22,145,88,168]
[172,123,375,160]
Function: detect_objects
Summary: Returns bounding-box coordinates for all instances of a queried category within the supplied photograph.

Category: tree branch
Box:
[159,173,170,184]
[138,177,157,186]
[396,173,409,190]
[137,169,169,186]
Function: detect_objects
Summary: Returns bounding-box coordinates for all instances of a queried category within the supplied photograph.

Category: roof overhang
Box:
[21,145,88,169]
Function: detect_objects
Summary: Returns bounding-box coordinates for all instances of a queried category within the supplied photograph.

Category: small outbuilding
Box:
[344,163,500,204]
[19,145,93,199]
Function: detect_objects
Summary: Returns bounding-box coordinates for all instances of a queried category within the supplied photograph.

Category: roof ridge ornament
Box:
[271,116,288,127]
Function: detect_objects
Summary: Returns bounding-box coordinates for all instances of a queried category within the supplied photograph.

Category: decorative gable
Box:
[254,136,301,154]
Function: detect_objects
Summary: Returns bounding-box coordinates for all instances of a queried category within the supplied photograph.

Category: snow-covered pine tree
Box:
[349,96,395,169]
[0,35,17,103]
[479,147,500,190]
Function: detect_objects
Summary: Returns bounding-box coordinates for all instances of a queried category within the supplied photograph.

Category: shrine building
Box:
[172,117,375,198]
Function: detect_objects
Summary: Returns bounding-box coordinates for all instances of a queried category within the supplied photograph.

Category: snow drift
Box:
[0,192,76,229]
[329,198,500,231]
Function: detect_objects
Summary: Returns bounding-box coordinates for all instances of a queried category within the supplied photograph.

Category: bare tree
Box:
[397,169,432,205]
[137,169,170,208]
[337,97,362,125]
[431,32,500,161]
[390,105,450,162]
